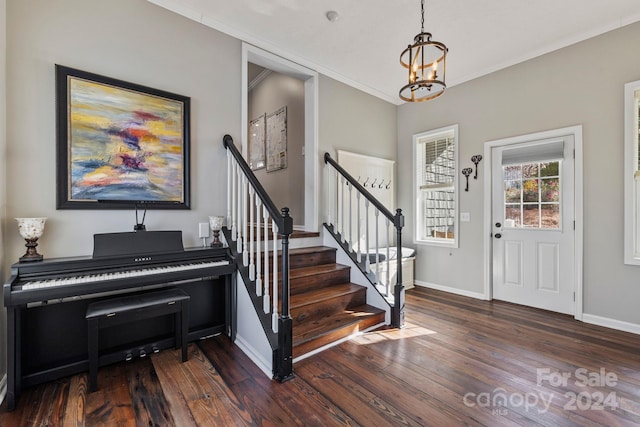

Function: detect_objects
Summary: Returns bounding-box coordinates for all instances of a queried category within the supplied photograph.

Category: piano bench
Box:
[85,288,190,393]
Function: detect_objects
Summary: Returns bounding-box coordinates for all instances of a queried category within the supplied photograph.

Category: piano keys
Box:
[20,259,229,290]
[3,230,236,411]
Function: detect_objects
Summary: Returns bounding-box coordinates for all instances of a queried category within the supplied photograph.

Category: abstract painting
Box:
[56,65,190,209]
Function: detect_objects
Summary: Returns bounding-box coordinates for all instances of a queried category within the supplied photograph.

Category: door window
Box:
[503,161,560,229]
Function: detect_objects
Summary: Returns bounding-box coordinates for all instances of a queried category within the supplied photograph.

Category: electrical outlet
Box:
[460,212,470,222]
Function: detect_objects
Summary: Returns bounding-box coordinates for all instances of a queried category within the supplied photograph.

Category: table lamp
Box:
[16,217,47,262]
[208,216,225,247]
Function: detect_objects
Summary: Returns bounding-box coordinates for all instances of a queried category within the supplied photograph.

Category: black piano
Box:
[3,230,235,411]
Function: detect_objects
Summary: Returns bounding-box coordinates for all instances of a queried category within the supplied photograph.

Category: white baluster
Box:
[356,192,361,263]
[348,182,353,249]
[365,200,370,272]
[340,176,345,242]
[256,198,262,297]
[227,151,232,230]
[236,165,243,252]
[231,160,237,241]
[325,165,331,226]
[272,219,279,334]
[331,169,338,233]
[263,207,270,314]
[249,187,255,280]
[375,209,380,285]
[243,176,248,266]
[386,217,391,297]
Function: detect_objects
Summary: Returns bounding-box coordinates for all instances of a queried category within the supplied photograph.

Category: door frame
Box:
[241,43,319,232]
[482,125,584,320]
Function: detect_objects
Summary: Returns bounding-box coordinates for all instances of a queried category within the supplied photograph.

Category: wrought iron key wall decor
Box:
[471,154,483,179]
[462,168,473,191]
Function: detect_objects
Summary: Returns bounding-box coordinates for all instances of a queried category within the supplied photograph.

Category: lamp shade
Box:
[16,217,47,240]
[208,216,225,231]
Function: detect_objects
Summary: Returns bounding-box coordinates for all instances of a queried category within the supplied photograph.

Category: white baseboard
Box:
[582,314,640,335]
[415,281,640,336]
[0,373,6,408]
[414,280,488,300]
[233,334,273,379]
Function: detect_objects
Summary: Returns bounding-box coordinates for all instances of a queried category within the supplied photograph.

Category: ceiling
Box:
[148,0,640,105]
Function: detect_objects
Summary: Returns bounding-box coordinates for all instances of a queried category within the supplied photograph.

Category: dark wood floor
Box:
[2,287,640,426]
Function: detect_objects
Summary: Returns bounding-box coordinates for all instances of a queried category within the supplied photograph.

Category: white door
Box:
[492,136,575,314]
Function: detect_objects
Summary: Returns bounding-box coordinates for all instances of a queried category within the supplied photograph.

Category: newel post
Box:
[274,207,294,381]
[393,208,406,328]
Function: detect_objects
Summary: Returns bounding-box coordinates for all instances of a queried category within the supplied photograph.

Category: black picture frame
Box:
[55,64,191,210]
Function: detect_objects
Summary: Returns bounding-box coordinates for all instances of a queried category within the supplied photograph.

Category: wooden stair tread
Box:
[290,283,364,309]
[293,304,385,344]
[289,263,349,279]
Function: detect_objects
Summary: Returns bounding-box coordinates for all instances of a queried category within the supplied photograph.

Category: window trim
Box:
[413,124,459,248]
[624,79,640,265]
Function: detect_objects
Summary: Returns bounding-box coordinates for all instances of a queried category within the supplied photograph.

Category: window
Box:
[413,124,459,247]
[503,161,561,229]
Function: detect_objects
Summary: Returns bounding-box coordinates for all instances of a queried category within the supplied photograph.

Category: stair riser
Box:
[290,269,351,294]
[289,250,336,269]
[291,288,367,323]
[264,249,337,270]
[293,311,385,357]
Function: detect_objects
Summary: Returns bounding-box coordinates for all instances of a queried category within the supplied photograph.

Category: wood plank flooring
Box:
[2,287,640,426]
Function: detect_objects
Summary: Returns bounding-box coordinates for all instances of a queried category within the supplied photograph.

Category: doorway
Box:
[241,44,318,231]
[483,126,583,318]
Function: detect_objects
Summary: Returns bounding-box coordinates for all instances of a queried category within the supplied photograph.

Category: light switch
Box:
[460,212,470,222]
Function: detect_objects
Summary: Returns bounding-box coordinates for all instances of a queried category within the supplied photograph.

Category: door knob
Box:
[494,233,502,239]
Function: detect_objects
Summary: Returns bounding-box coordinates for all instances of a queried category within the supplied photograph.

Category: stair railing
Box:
[323,152,405,328]
[223,134,293,381]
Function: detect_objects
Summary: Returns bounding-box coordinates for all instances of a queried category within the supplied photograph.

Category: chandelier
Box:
[399,0,448,102]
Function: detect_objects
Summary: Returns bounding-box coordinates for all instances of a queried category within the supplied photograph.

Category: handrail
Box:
[324,153,403,229]
[224,134,293,236]
[223,134,293,382]
[323,151,405,328]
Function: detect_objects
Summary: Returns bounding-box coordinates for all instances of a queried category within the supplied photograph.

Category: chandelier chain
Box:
[421,0,425,33]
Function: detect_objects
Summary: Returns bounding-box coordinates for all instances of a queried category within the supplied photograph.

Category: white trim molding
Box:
[414,280,487,300]
[242,43,319,232]
[233,334,272,379]
[582,314,640,336]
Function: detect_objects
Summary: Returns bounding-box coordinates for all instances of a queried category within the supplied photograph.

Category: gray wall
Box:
[398,21,640,325]
[6,0,241,263]
[248,70,305,226]
[318,76,398,220]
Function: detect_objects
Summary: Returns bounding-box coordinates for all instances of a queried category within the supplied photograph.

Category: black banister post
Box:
[393,208,406,328]
[274,207,294,381]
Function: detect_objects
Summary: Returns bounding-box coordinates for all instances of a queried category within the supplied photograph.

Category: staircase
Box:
[288,246,385,358]
[223,135,400,380]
